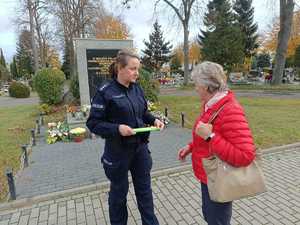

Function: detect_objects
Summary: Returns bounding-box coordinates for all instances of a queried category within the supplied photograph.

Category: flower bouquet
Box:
[47,121,70,144]
[69,127,86,142]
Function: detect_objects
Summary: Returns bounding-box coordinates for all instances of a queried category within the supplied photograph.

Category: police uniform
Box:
[86,79,159,225]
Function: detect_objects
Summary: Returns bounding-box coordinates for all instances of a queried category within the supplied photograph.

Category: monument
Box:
[74,39,133,105]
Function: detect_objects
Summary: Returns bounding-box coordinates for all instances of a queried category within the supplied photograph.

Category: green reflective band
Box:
[133,127,160,133]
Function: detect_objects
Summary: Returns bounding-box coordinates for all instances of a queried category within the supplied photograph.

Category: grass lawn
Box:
[179,83,300,92]
[0,105,38,201]
[158,95,300,150]
[0,104,65,202]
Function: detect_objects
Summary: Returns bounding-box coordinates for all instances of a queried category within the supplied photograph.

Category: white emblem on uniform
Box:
[92,104,104,109]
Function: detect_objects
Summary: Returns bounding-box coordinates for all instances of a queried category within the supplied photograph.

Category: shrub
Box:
[138,68,159,102]
[8,82,30,98]
[70,75,80,99]
[34,68,65,104]
[38,103,51,115]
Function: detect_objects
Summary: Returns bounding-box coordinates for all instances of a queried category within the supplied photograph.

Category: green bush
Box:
[34,68,65,104]
[8,82,30,98]
[138,68,159,102]
[70,75,80,99]
[38,103,52,115]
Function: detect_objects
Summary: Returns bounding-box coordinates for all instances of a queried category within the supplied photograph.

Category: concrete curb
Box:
[259,142,300,154]
[1,142,299,212]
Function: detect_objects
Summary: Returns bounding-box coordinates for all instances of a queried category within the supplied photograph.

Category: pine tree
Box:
[0,48,6,66]
[233,0,258,57]
[170,53,182,74]
[10,56,19,79]
[198,0,245,71]
[256,52,271,68]
[15,30,34,79]
[142,20,172,73]
[294,45,300,68]
[61,44,71,79]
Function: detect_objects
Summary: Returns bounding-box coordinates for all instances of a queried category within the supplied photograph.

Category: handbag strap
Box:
[207,103,227,124]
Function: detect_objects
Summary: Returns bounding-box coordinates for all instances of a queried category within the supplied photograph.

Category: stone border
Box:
[1,142,300,211]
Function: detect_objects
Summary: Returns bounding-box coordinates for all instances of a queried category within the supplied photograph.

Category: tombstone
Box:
[74,39,133,105]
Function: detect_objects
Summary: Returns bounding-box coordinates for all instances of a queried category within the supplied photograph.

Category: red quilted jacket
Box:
[188,91,255,183]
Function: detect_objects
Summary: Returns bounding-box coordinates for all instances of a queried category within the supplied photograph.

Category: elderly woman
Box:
[178,61,255,225]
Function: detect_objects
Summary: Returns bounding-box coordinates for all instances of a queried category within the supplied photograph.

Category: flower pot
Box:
[73,136,83,142]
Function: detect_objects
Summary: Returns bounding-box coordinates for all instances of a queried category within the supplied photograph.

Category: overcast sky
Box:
[0,0,279,63]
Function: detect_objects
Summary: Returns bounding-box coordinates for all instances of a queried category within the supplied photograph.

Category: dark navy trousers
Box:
[201,183,232,225]
[102,143,159,225]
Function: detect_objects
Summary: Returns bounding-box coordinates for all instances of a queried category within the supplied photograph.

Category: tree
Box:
[27,0,39,72]
[142,20,172,73]
[46,47,61,69]
[170,53,182,74]
[262,10,300,58]
[0,65,10,81]
[198,0,245,71]
[49,0,96,77]
[189,41,202,66]
[123,0,205,85]
[10,57,19,79]
[294,45,300,68]
[15,30,34,79]
[0,50,10,81]
[95,14,130,39]
[61,46,71,79]
[233,0,258,58]
[256,52,271,68]
[0,48,6,66]
[272,0,295,85]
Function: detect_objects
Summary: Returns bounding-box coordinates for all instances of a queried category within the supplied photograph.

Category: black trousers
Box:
[102,143,159,225]
[201,183,232,225]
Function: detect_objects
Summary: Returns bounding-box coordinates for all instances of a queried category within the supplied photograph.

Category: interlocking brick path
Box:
[0,148,299,225]
[15,124,191,199]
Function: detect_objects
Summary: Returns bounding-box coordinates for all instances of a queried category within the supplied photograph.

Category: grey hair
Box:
[191,61,228,94]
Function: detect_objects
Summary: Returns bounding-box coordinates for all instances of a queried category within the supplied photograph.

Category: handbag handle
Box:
[206,103,227,157]
[207,103,227,124]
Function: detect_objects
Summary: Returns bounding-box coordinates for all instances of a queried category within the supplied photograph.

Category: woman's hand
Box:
[195,121,212,140]
[119,124,135,136]
[154,119,165,130]
[178,145,191,162]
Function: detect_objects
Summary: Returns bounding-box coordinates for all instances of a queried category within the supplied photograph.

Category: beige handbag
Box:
[202,104,267,203]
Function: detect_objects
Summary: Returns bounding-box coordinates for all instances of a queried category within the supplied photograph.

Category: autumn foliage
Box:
[262,10,300,57]
[95,15,130,40]
[172,41,202,65]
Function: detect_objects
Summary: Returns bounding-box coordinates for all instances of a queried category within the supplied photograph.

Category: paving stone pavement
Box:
[14,123,192,199]
[0,148,299,225]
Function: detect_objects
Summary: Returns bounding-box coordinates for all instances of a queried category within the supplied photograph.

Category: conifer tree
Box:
[170,53,182,74]
[233,0,258,57]
[198,0,244,71]
[0,48,6,66]
[294,45,300,68]
[10,56,19,79]
[15,30,34,79]
[142,20,172,73]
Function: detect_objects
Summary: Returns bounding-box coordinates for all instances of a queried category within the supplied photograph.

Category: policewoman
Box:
[86,49,164,225]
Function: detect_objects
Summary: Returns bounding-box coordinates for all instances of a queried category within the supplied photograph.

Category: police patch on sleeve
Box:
[92,103,105,110]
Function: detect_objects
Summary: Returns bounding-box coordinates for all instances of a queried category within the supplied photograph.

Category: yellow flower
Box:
[69,127,86,135]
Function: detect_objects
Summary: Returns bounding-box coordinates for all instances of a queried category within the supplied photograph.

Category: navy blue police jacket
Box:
[86,79,156,155]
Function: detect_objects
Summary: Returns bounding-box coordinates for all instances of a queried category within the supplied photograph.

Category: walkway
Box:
[0,96,39,108]
[14,124,191,199]
[0,147,299,225]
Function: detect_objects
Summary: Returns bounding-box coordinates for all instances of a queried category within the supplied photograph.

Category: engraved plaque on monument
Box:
[74,39,133,105]
[86,49,119,99]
